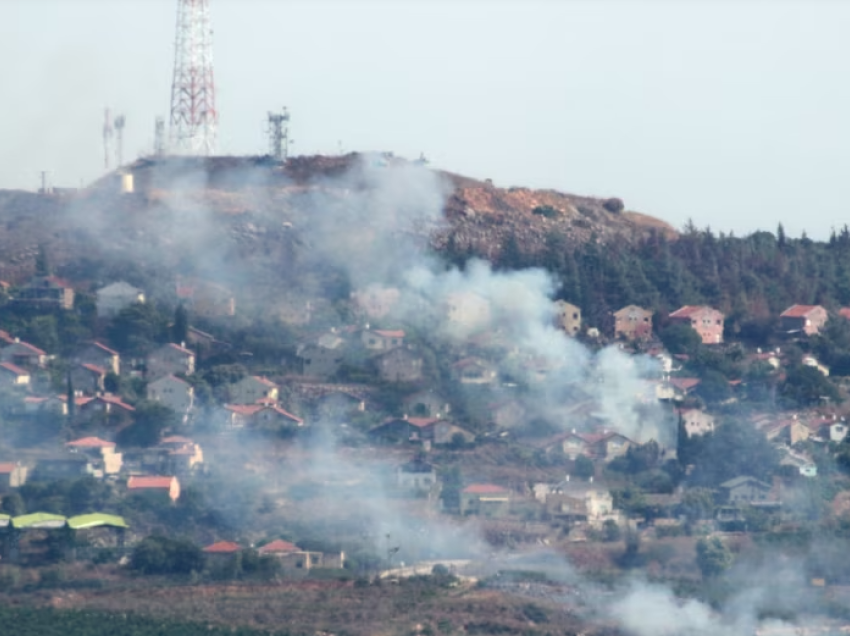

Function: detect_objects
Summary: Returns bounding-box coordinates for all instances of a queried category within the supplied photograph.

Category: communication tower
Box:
[169,0,218,155]
[267,108,291,161]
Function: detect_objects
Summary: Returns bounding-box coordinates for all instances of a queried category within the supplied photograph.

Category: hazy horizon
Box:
[2,0,848,239]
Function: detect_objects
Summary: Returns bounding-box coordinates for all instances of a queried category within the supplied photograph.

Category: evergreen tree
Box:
[173,304,189,344]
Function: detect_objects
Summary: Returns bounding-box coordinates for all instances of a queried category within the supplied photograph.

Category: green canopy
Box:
[67,513,129,530]
[0,513,10,528]
[12,512,67,529]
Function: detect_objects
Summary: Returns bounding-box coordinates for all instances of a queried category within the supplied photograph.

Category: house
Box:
[76,342,120,375]
[361,328,405,352]
[230,375,278,405]
[490,400,526,429]
[75,393,136,427]
[369,417,432,444]
[780,452,817,478]
[534,477,616,526]
[0,462,28,489]
[761,417,810,446]
[70,363,107,395]
[257,539,325,570]
[65,437,123,475]
[443,291,491,329]
[802,354,829,376]
[127,475,181,502]
[32,456,92,480]
[22,395,67,416]
[553,300,582,336]
[351,285,400,319]
[147,375,195,417]
[312,389,366,420]
[176,278,235,317]
[460,484,510,517]
[95,281,145,318]
[451,357,497,385]
[749,349,781,370]
[249,404,304,429]
[186,326,230,356]
[555,431,633,462]
[159,436,204,474]
[779,305,828,336]
[829,421,848,443]
[376,347,423,383]
[1,340,47,369]
[679,409,716,438]
[614,305,653,341]
[668,377,701,399]
[402,390,451,419]
[668,306,725,344]
[397,459,438,491]
[296,333,345,379]
[0,362,30,388]
[430,421,475,446]
[146,343,195,380]
[719,476,773,505]
[203,540,241,561]
[15,275,74,309]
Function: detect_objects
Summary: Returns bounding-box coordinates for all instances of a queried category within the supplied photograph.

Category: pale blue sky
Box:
[1,0,848,238]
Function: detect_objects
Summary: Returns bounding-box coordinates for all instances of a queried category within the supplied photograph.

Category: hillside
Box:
[0,153,675,286]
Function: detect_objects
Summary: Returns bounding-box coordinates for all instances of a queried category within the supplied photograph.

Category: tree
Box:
[695,536,733,578]
[34,244,50,276]
[689,423,778,488]
[573,455,595,480]
[659,323,701,355]
[1,493,25,516]
[780,365,840,408]
[602,519,621,542]
[172,304,189,344]
[116,401,179,447]
[678,488,715,522]
[695,369,732,405]
[130,535,204,575]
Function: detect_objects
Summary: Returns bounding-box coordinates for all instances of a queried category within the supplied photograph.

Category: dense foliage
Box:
[0,607,287,636]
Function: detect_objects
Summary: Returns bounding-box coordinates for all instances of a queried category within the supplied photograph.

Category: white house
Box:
[679,409,716,438]
[147,374,195,418]
[95,281,145,318]
[146,343,195,380]
[230,375,279,405]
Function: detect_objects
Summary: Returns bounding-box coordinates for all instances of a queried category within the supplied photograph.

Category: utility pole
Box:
[169,0,218,155]
[154,117,166,156]
[114,114,126,167]
[103,108,114,170]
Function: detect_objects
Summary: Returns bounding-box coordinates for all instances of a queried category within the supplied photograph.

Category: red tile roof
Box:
[128,476,176,490]
[266,405,303,424]
[840,308,850,320]
[95,394,135,411]
[204,541,241,554]
[0,362,29,377]
[0,330,14,344]
[669,305,721,319]
[0,463,18,474]
[462,484,509,495]
[258,539,299,554]
[670,377,701,391]
[250,376,278,388]
[66,437,115,449]
[160,435,193,445]
[780,304,823,318]
[225,404,263,415]
[8,341,46,355]
[373,329,405,339]
[79,363,107,375]
[407,417,440,428]
[90,342,119,356]
[165,343,193,355]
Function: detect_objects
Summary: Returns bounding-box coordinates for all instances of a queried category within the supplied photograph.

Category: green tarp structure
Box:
[67,513,129,530]
[0,514,9,528]
[12,512,67,529]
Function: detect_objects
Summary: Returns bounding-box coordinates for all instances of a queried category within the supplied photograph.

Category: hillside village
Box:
[2,242,850,588]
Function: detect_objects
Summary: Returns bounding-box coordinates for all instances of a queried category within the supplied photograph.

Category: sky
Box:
[1,0,849,239]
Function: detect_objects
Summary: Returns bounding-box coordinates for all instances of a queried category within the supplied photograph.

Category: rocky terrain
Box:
[0,153,677,286]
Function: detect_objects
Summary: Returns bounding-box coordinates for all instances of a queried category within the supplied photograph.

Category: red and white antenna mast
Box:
[169,0,218,155]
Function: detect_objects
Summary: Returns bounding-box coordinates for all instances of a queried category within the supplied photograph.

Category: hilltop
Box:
[0,153,676,284]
